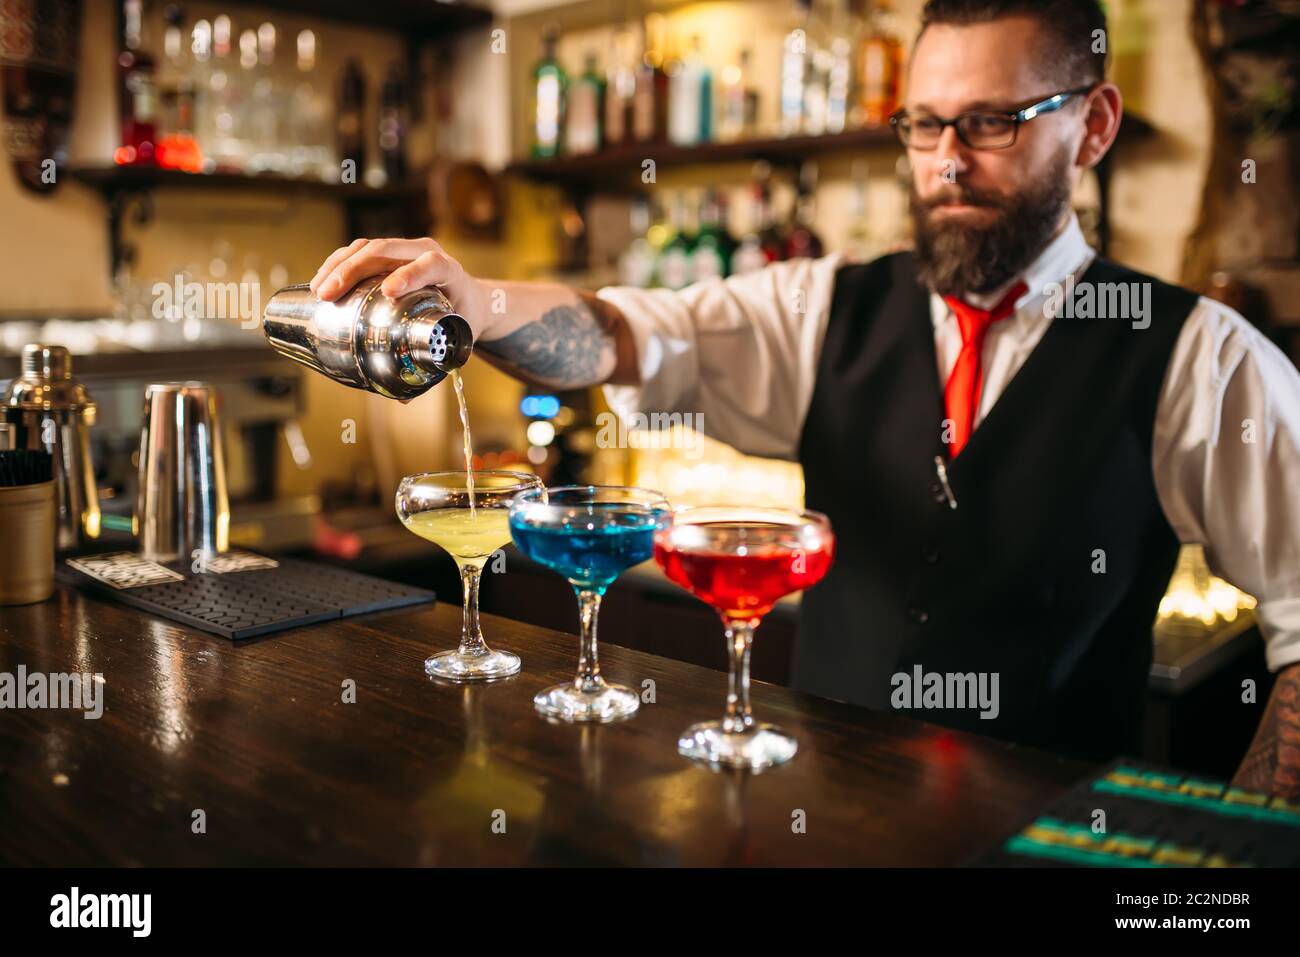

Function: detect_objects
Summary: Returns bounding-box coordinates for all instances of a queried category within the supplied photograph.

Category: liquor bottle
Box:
[691,189,735,282]
[289,29,334,180]
[785,162,825,259]
[337,59,367,180]
[781,0,813,136]
[668,35,711,146]
[379,65,408,182]
[657,193,695,291]
[116,0,157,165]
[531,25,566,159]
[859,0,903,125]
[826,1,853,134]
[605,26,637,148]
[632,14,669,142]
[718,48,759,142]
[731,182,768,276]
[755,164,786,262]
[618,198,656,288]
[566,52,604,156]
[842,160,874,262]
[156,5,203,172]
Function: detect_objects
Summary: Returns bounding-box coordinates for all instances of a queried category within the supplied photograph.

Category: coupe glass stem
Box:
[722,619,756,733]
[458,563,487,657]
[573,588,605,693]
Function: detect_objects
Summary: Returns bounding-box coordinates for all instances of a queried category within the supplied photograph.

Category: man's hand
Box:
[310,236,491,339]
[307,236,639,389]
[1232,662,1300,798]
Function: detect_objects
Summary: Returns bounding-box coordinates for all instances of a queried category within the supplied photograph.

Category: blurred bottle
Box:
[657,193,695,290]
[532,25,566,158]
[785,162,824,259]
[781,0,813,135]
[755,164,786,262]
[337,59,367,180]
[605,25,638,148]
[566,52,604,155]
[825,1,854,134]
[632,13,669,142]
[289,29,335,180]
[379,65,409,183]
[718,48,759,142]
[618,198,656,288]
[842,159,874,262]
[692,188,735,282]
[116,0,157,165]
[668,34,711,146]
[156,5,203,172]
[859,0,903,125]
[731,186,769,276]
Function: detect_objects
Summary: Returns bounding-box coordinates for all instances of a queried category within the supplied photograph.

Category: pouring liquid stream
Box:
[450,369,475,513]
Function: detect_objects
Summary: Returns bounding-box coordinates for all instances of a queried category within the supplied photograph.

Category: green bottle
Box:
[532,25,566,158]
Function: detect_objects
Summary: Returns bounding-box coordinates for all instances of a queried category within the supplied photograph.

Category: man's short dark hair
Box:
[918,0,1108,88]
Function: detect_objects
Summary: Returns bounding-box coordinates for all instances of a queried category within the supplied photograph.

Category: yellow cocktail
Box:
[395,470,543,681]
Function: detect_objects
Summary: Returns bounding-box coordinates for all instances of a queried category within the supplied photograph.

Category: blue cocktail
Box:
[509,485,670,722]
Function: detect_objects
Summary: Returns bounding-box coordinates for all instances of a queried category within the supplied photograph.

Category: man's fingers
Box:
[380,249,457,299]
[309,238,369,295]
[314,238,437,301]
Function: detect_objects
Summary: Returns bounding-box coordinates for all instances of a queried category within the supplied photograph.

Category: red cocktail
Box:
[653,507,836,769]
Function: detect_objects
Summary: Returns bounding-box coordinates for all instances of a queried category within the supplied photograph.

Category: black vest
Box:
[796,253,1200,761]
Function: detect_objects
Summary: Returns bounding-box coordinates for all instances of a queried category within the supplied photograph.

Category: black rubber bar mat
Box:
[974,759,1300,867]
[57,553,435,640]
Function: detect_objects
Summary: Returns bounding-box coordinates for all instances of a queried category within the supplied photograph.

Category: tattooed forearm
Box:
[476,291,619,389]
[1233,663,1300,798]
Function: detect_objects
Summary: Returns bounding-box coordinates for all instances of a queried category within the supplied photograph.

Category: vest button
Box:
[907,606,930,625]
[921,545,940,564]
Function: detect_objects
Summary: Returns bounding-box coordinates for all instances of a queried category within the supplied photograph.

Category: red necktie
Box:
[941,280,1027,457]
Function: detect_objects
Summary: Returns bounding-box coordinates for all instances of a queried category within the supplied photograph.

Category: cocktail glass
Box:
[396,470,543,681]
[653,506,836,769]
[509,485,670,722]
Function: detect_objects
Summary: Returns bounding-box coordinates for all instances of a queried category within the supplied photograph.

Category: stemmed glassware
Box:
[396,470,543,681]
[509,485,670,722]
[653,506,836,770]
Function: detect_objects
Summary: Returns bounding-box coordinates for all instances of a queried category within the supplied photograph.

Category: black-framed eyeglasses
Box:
[889,86,1094,151]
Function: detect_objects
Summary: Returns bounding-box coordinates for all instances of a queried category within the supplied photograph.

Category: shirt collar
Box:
[930,212,1095,325]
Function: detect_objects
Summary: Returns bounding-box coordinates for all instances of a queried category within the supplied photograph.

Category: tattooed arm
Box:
[1232,663,1300,798]
[471,283,641,390]
[309,237,639,388]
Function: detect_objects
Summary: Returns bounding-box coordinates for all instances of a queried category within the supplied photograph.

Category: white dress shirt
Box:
[597,214,1300,672]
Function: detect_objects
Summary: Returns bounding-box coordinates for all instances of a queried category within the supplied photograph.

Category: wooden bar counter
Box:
[0,584,1093,866]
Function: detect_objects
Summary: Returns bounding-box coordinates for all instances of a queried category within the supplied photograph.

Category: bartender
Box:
[311,0,1300,793]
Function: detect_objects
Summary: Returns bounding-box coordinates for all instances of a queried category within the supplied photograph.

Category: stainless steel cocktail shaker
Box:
[261,275,473,402]
[135,382,230,564]
[2,344,101,552]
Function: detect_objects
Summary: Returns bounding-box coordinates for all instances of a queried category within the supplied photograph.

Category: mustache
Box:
[916,186,1006,211]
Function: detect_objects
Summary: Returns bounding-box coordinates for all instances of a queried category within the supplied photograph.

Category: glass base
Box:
[424,648,520,682]
[534,680,640,723]
[677,721,798,770]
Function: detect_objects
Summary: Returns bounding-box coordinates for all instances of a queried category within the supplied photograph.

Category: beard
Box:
[910,150,1074,297]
